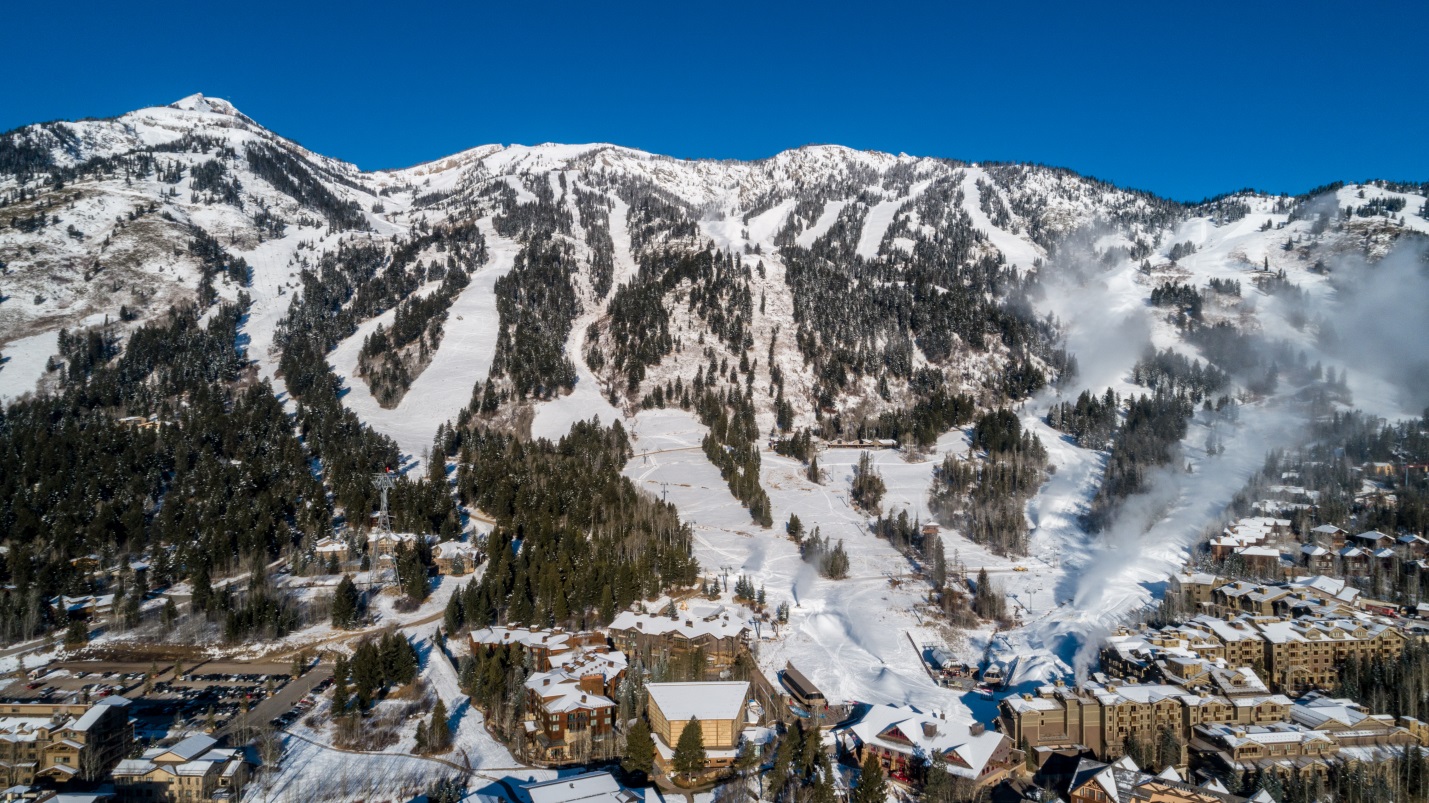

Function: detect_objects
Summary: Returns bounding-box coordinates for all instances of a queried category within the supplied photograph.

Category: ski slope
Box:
[327,220,515,466]
[622,409,984,713]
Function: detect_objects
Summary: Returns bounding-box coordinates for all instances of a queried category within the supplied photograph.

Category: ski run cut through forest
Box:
[0,94,1428,803]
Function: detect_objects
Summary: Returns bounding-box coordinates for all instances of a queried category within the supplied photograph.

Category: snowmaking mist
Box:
[1027,235,1429,680]
[1320,239,1429,419]
[1037,239,1153,397]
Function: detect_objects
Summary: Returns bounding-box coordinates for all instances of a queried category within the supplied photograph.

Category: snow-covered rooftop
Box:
[844,703,1009,781]
[646,681,749,723]
[524,771,637,803]
[608,610,752,641]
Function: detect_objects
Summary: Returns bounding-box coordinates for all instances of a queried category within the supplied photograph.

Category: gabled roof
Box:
[471,625,574,653]
[1066,758,1112,799]
[152,733,218,763]
[524,652,626,714]
[69,695,130,732]
[433,540,480,560]
[608,610,752,641]
[844,704,1009,781]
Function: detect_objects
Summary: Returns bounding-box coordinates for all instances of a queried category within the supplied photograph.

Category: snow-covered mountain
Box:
[6,94,1429,701]
[1,94,1426,458]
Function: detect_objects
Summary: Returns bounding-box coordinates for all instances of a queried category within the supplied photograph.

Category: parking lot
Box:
[3,659,305,741]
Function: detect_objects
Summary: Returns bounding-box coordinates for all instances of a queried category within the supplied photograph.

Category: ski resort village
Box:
[0,95,1428,803]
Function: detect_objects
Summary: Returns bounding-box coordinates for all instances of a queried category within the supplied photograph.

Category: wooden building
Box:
[778,662,826,709]
[647,681,749,771]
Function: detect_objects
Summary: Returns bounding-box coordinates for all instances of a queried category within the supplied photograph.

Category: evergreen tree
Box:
[444,593,464,634]
[1156,724,1182,771]
[428,698,451,752]
[622,717,655,781]
[823,540,850,579]
[973,568,1006,621]
[673,718,707,778]
[930,535,947,590]
[853,753,888,803]
[850,452,886,512]
[768,724,799,800]
[331,656,350,713]
[331,574,359,629]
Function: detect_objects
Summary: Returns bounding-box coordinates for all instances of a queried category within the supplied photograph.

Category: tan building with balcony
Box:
[112,733,249,802]
[999,680,1290,766]
[0,697,133,787]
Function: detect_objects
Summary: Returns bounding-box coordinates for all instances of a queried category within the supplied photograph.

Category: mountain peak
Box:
[169,93,241,117]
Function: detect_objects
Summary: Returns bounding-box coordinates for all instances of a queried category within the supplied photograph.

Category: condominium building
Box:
[0,697,133,787]
[608,611,751,672]
[469,626,609,672]
[999,680,1290,765]
[522,650,626,764]
[111,733,249,802]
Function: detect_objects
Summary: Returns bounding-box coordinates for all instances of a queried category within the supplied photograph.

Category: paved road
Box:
[0,624,109,663]
[216,664,332,741]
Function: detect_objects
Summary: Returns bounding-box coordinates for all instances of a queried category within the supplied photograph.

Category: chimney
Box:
[970,722,985,736]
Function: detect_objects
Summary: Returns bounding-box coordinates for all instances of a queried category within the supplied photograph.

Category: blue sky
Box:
[2,0,1423,201]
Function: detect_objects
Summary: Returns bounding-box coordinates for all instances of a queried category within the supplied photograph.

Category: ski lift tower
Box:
[372,470,396,533]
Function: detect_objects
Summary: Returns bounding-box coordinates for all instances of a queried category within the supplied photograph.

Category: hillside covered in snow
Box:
[2,93,1428,696]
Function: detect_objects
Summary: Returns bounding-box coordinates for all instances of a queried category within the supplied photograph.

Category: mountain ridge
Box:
[7,94,1421,203]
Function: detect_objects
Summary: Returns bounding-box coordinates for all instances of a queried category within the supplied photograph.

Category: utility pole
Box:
[661,482,669,502]
[721,565,733,592]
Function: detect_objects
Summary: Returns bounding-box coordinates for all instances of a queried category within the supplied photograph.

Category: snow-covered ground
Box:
[327,220,516,467]
[248,734,470,803]
[622,409,991,716]
[856,181,933,259]
[961,168,1043,270]
[0,329,58,403]
[795,201,850,248]
[246,577,537,800]
[528,196,627,441]
[611,185,1429,709]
